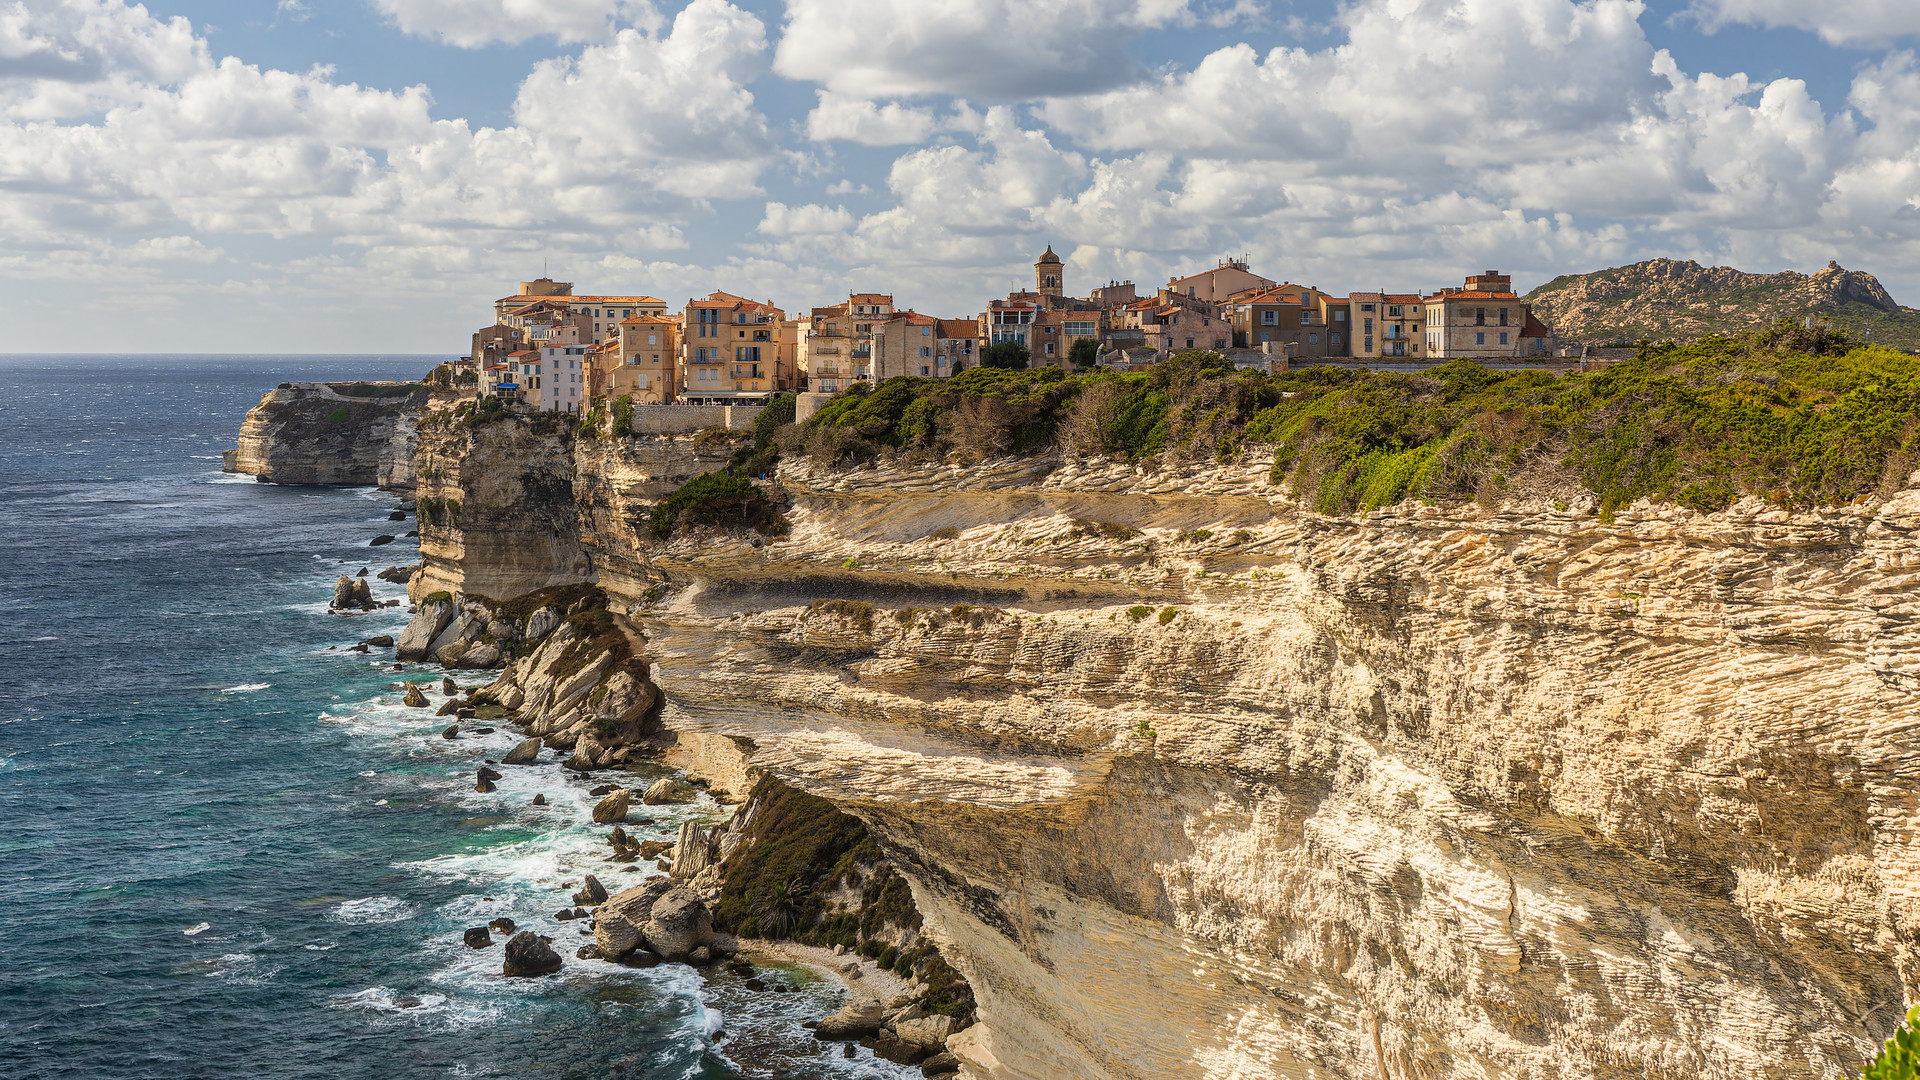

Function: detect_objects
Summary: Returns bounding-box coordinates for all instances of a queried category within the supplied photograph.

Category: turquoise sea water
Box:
[0,357,910,1080]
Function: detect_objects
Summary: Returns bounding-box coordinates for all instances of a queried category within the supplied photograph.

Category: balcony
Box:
[850,346,871,359]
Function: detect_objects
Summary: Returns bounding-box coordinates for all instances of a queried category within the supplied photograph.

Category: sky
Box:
[2,0,1918,353]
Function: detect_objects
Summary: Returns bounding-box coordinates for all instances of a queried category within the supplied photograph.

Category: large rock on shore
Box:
[641,887,713,962]
[642,778,695,805]
[396,597,454,660]
[814,1000,886,1039]
[502,932,562,976]
[590,788,630,823]
[501,737,542,765]
[592,879,674,959]
[402,683,429,708]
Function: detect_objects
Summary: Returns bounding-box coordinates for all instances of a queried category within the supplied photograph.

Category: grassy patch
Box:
[806,598,875,632]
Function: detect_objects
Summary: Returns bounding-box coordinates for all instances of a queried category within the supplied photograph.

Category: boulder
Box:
[436,699,460,717]
[462,926,492,948]
[531,793,547,806]
[363,635,395,648]
[441,724,458,740]
[347,578,374,610]
[369,535,395,547]
[920,1053,962,1076]
[593,879,673,959]
[396,598,455,661]
[403,683,429,708]
[501,738,543,765]
[814,1000,886,1040]
[641,887,713,962]
[457,643,501,669]
[476,766,503,782]
[389,510,406,521]
[487,917,516,935]
[572,874,608,906]
[474,775,495,793]
[669,821,718,878]
[566,736,609,771]
[441,678,457,695]
[376,565,416,584]
[591,785,617,797]
[331,575,356,609]
[501,932,562,977]
[524,606,561,642]
[591,788,630,824]
[893,1015,957,1053]
[686,945,712,967]
[642,778,696,805]
[874,1033,926,1065]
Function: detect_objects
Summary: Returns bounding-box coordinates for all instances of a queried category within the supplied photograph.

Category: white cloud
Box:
[805,91,937,145]
[370,0,660,48]
[758,201,854,235]
[774,0,1223,99]
[1686,0,1920,48]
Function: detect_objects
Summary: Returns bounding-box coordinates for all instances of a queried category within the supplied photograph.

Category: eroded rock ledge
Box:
[400,407,1920,1080]
[225,381,429,487]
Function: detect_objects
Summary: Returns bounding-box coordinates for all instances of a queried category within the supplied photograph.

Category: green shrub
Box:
[323,408,351,423]
[980,341,1029,370]
[807,598,874,632]
[1867,1007,1920,1080]
[647,471,783,540]
[1125,605,1152,622]
[1069,336,1101,369]
[1158,606,1178,625]
[611,394,633,436]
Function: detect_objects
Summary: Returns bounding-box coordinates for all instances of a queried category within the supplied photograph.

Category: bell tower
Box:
[1035,244,1063,299]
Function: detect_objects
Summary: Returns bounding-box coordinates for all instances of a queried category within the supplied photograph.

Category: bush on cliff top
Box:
[647,470,786,540]
[1867,1007,1920,1080]
[790,321,1920,515]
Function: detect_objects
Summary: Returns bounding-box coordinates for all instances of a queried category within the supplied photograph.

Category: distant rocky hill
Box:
[1524,258,1920,349]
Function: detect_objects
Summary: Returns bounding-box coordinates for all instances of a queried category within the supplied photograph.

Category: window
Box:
[1364,337,1373,351]
[1309,333,1319,344]
[1186,337,1195,348]
[1331,333,1342,345]
[1475,332,1485,345]
[921,366,930,376]
[1500,308,1509,326]
[920,347,931,357]
[1364,318,1374,333]
[1360,303,1375,312]
[647,333,657,345]
[1475,308,1486,325]
[1299,312,1311,325]
[922,325,930,335]
[1044,342,1055,355]
[1334,310,1345,322]
[1260,311,1278,326]
[1388,305,1402,317]
[1499,332,1509,345]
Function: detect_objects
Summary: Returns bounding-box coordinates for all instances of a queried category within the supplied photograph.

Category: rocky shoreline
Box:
[364,573,979,1075]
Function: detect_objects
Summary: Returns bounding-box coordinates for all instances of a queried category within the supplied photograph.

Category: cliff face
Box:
[225,382,427,487]
[1525,258,1920,348]
[408,411,1920,1080]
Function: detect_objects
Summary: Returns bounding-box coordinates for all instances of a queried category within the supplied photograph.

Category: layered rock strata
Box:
[405,409,1920,1079]
[225,382,428,487]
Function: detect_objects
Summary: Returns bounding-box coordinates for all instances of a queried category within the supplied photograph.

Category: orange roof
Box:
[848,293,893,304]
[619,313,676,325]
[935,319,978,338]
[1436,290,1519,300]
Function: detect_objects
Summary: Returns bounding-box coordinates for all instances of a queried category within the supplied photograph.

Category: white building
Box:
[530,345,588,412]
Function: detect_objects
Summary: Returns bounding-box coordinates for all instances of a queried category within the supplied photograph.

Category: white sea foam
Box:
[303,943,336,951]
[219,683,271,693]
[329,896,416,925]
[182,922,210,936]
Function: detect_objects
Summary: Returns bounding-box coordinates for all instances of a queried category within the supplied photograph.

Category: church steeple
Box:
[1035,244,1063,298]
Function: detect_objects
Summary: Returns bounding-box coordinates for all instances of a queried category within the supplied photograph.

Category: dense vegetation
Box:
[646,470,786,540]
[784,320,1920,516]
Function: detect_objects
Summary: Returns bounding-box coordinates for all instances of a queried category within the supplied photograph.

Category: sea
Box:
[0,356,913,1080]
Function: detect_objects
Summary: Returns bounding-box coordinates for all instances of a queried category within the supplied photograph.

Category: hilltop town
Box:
[461,250,1561,411]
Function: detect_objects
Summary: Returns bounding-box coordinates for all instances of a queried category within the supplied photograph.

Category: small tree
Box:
[979,341,1030,370]
[1068,337,1101,370]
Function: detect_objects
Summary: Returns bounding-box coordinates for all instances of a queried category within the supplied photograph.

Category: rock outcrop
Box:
[224,381,427,487]
[338,402,1920,1078]
[501,931,561,976]
[1525,257,1920,347]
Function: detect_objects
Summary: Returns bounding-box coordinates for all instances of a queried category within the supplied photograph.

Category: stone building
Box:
[1349,291,1428,359]
[681,291,784,400]
[1425,271,1557,358]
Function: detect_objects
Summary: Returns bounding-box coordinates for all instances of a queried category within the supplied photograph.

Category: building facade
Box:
[1425,272,1557,358]
[681,292,785,400]
[1349,291,1428,359]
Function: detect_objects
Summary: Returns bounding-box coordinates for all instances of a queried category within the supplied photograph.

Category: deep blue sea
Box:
[0,357,908,1080]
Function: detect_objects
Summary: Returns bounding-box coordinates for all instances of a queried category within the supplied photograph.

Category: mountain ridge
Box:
[1524,257,1920,348]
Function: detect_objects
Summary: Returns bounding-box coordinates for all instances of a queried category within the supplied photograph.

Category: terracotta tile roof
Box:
[935,319,979,338]
[848,293,893,304]
[1435,290,1518,300]
[1523,314,1552,337]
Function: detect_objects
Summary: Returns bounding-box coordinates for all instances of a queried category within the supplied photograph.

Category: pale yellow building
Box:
[681,291,785,400]
[493,277,668,346]
[601,314,681,404]
[1424,271,1556,358]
